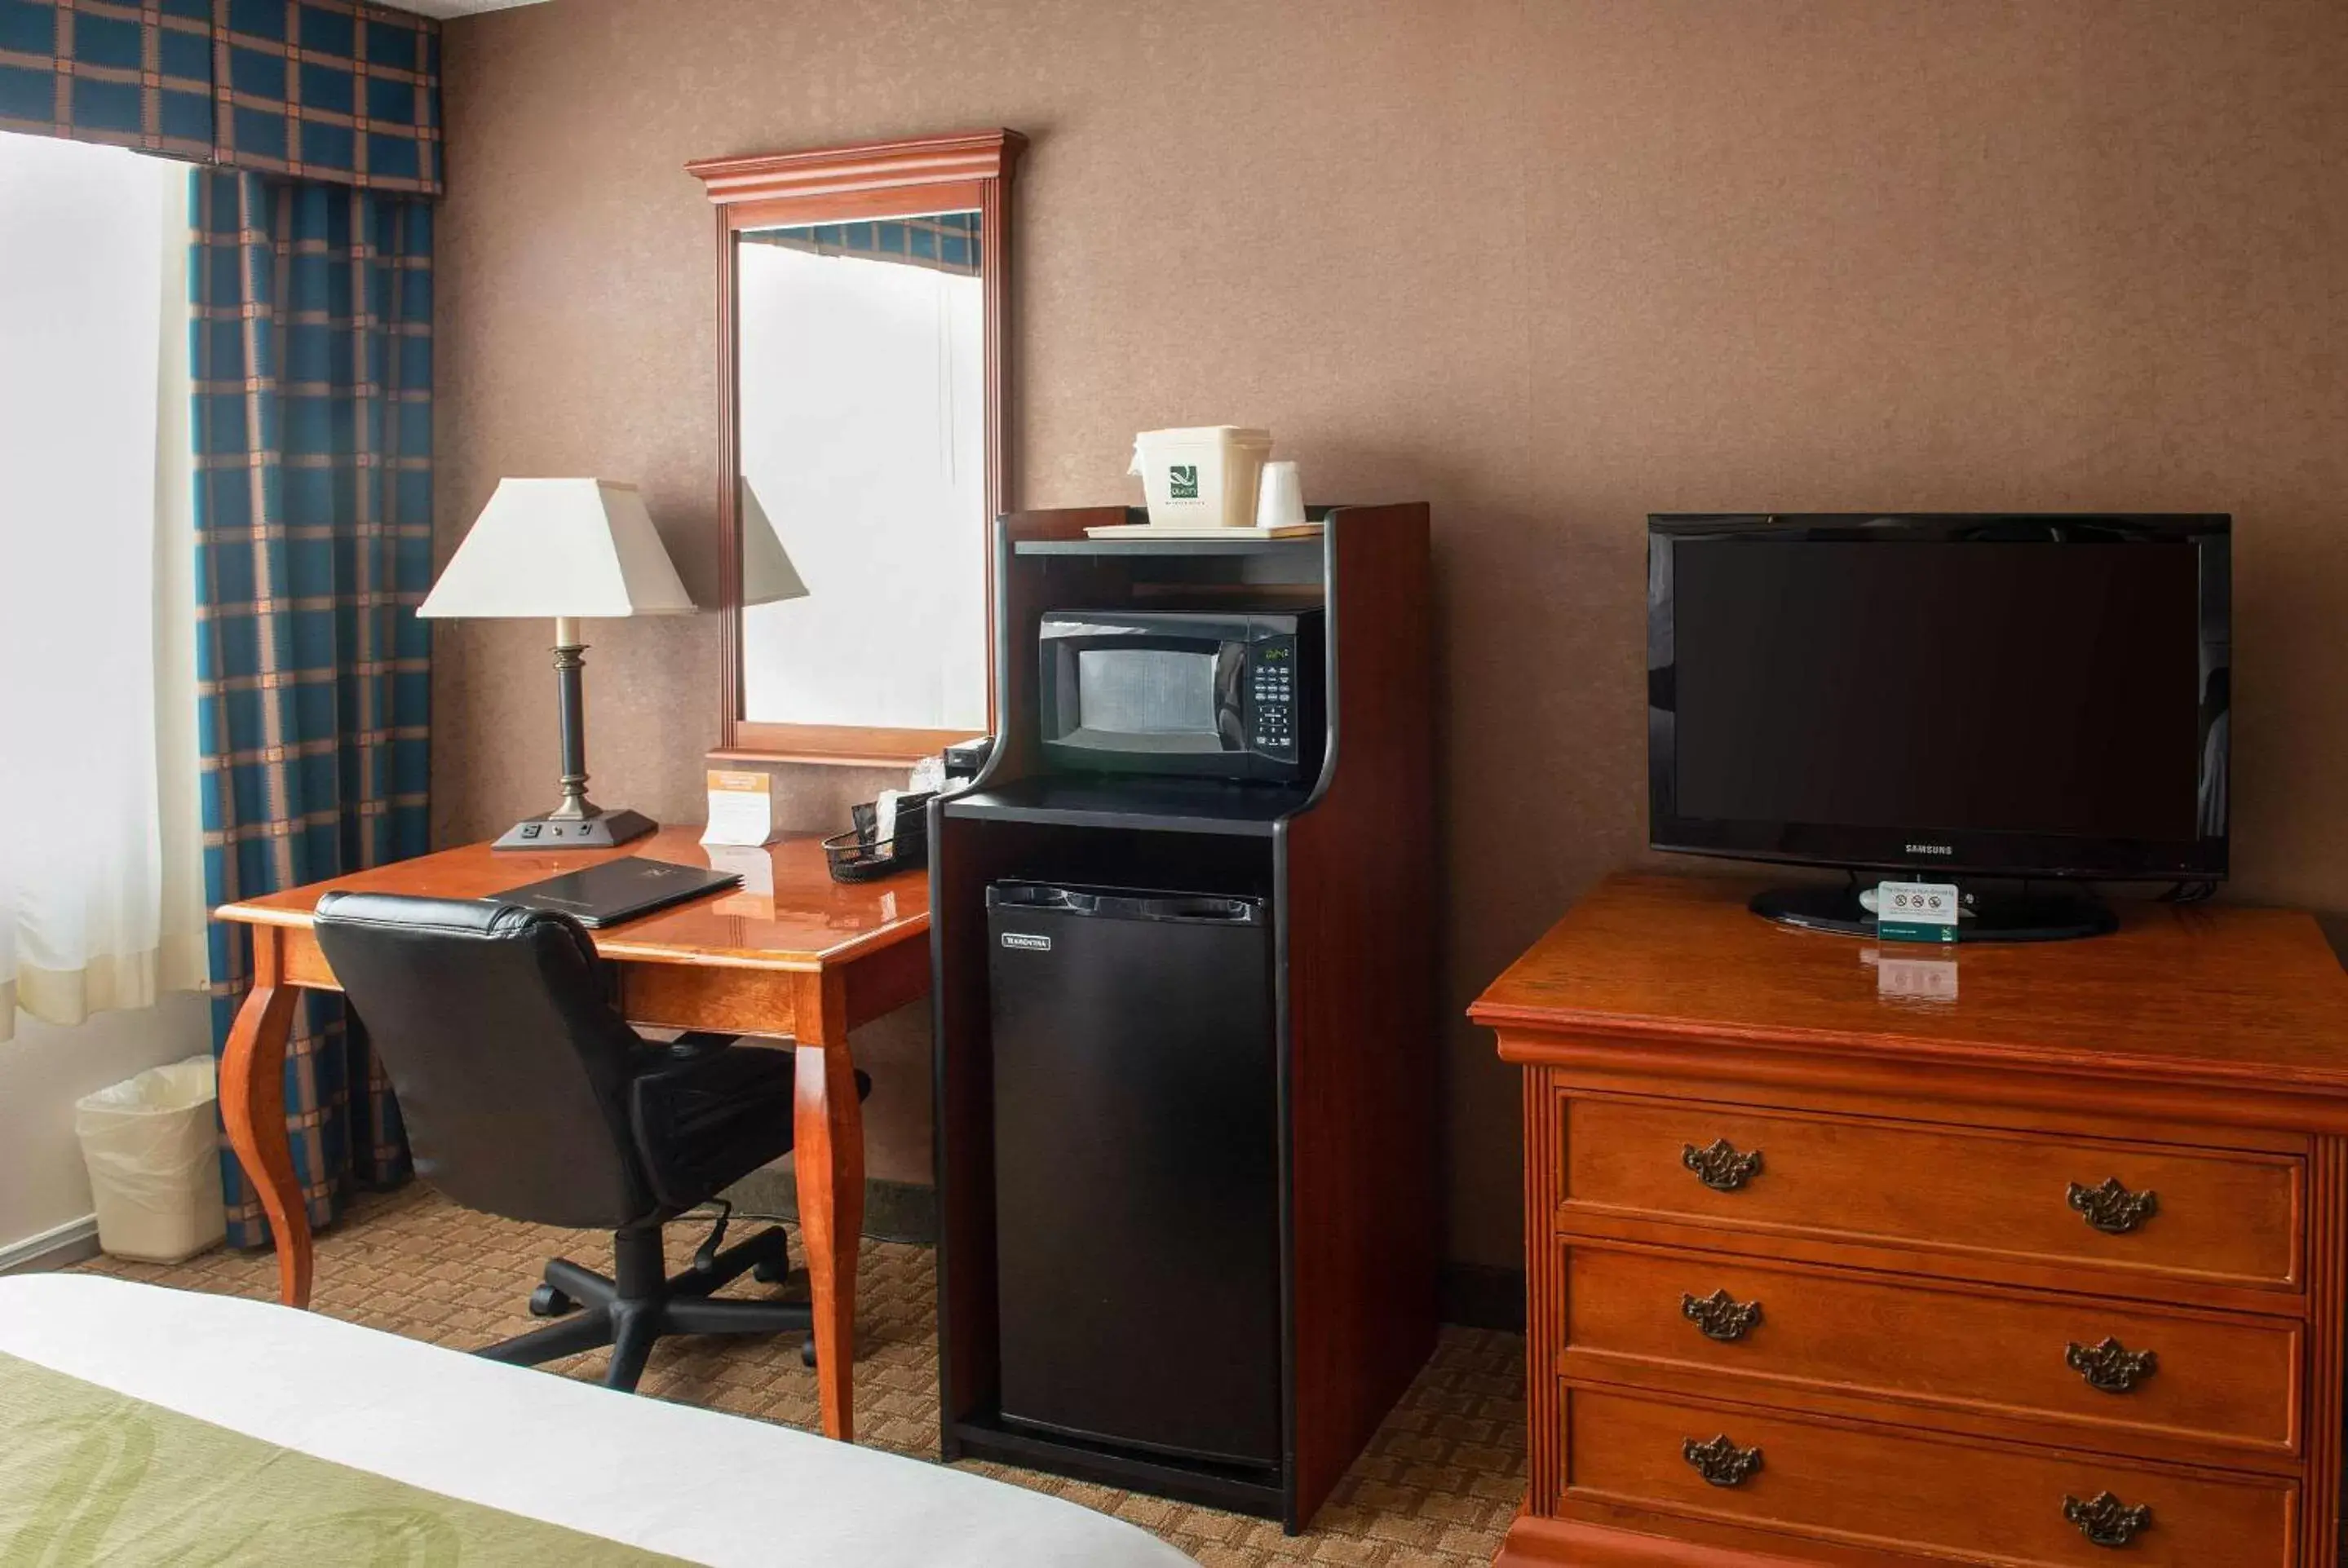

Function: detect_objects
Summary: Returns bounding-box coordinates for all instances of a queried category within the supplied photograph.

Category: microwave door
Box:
[1044,633,1232,768]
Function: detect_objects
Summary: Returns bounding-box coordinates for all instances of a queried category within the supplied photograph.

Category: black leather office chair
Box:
[313,891,840,1392]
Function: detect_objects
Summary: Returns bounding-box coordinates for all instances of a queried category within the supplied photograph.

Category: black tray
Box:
[824,792,934,882]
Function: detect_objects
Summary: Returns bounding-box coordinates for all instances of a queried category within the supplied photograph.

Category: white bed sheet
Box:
[0,1274,1196,1568]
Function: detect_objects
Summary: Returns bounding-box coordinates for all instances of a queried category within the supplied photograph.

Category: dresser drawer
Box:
[1559,1097,2302,1290]
[1563,1244,2301,1457]
[1564,1385,2296,1568]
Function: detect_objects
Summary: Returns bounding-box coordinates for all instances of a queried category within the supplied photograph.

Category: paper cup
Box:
[1255,461,1306,528]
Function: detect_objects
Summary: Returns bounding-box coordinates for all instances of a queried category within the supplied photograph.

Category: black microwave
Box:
[1038,608,1325,783]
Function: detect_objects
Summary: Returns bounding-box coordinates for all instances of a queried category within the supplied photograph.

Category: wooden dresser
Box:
[1470,874,2348,1568]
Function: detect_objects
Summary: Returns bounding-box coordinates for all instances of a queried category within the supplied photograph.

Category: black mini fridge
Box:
[986,881,1282,1468]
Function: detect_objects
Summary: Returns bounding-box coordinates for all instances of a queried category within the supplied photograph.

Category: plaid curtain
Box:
[192,167,431,1245]
[0,0,441,195]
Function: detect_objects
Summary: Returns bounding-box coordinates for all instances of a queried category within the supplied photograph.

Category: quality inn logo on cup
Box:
[1167,464,1199,501]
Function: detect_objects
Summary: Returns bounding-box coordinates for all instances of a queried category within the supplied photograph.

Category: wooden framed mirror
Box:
[689,130,1024,765]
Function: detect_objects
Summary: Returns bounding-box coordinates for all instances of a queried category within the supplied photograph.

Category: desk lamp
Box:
[420,479,694,850]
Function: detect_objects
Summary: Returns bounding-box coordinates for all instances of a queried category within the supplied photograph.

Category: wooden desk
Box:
[213,826,930,1444]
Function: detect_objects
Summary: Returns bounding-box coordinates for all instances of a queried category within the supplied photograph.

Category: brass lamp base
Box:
[493,808,656,851]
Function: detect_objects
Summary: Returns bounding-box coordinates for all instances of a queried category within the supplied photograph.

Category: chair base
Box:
[477,1221,813,1392]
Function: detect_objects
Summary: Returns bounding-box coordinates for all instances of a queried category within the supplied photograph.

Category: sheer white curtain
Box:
[0,131,205,1041]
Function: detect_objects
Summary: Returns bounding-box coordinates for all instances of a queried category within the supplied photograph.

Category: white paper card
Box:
[701,770,780,846]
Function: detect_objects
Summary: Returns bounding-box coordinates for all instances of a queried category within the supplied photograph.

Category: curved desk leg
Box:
[219,932,311,1309]
[794,970,864,1442]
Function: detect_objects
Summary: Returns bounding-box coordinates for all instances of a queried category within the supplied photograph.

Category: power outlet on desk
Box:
[493,809,655,851]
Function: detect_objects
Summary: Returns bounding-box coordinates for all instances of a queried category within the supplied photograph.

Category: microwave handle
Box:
[1218,642,1249,749]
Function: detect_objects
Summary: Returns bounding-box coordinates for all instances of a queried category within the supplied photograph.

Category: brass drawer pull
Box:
[2066,1336,2159,1394]
[1681,1288,1762,1342]
[2067,1177,2159,1235]
[1682,1433,1763,1488]
[2064,1491,2152,1548]
[1683,1138,1763,1192]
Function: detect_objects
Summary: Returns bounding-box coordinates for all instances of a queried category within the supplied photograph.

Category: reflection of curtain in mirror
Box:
[737,233,987,731]
[739,214,979,277]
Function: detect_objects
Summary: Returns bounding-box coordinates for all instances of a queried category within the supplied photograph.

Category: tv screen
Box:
[1648,515,2229,881]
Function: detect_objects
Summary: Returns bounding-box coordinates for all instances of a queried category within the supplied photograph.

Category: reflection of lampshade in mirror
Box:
[740,479,810,606]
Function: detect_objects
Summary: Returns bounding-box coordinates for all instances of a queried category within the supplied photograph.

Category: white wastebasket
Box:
[75,1054,228,1264]
[1128,426,1273,529]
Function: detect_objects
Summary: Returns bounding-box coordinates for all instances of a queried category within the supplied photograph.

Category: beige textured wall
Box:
[434,0,2348,1267]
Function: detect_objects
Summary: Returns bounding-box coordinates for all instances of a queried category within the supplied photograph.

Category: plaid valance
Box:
[0,0,440,194]
[742,212,982,279]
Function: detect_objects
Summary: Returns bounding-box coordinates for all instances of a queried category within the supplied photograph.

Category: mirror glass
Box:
[736,210,988,730]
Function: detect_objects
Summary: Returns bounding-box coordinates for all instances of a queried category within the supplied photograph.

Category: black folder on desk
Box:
[489,856,741,929]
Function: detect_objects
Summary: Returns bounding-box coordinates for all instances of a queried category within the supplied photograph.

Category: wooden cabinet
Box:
[1473,874,2348,1567]
[931,506,1438,1530]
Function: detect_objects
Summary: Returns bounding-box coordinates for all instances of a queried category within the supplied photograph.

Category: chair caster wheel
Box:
[529,1283,575,1318]
[753,1257,790,1286]
[800,1336,818,1369]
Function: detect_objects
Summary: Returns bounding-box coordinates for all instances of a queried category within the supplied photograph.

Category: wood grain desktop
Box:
[213,827,930,1447]
[1474,873,2348,1567]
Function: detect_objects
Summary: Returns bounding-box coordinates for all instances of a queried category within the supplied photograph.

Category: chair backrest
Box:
[312,891,652,1230]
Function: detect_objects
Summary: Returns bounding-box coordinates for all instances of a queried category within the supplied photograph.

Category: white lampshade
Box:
[419,479,696,620]
[740,479,810,607]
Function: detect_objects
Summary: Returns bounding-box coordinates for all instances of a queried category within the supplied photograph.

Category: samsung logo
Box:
[1000,932,1052,952]
[1905,843,1954,856]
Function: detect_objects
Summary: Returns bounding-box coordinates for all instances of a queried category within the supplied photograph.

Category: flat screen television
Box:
[1647,514,2230,939]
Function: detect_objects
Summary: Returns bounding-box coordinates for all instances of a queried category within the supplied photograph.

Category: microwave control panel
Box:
[1247,641,1298,757]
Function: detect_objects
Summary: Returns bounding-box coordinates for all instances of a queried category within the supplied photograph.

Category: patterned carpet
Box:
[81,1185,1525,1566]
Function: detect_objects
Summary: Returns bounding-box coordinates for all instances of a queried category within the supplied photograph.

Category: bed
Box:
[0,1273,1197,1566]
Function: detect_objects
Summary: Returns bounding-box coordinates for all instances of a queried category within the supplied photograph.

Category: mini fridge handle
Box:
[985,881,1263,925]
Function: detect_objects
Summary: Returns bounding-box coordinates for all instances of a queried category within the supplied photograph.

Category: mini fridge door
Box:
[986,881,1282,1468]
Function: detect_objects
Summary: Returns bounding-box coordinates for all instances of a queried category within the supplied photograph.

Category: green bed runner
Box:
[0,1350,693,1566]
